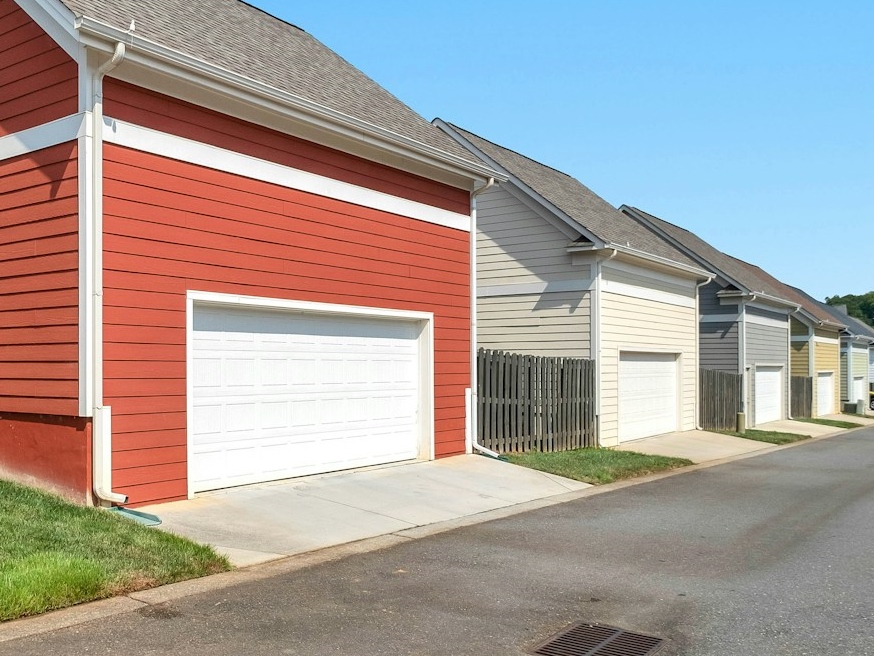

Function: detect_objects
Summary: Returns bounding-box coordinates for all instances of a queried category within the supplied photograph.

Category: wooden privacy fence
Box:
[699,368,743,431]
[791,376,812,418]
[477,348,596,453]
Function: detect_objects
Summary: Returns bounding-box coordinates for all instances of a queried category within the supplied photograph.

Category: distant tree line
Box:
[826,292,874,326]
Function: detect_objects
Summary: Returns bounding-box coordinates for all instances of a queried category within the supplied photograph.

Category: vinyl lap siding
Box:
[477,291,591,358]
[840,349,848,400]
[102,144,470,505]
[790,317,808,337]
[476,185,583,287]
[746,322,789,425]
[699,321,739,372]
[790,341,809,377]
[0,142,79,415]
[102,79,467,215]
[699,281,738,316]
[599,289,697,446]
[0,1,77,136]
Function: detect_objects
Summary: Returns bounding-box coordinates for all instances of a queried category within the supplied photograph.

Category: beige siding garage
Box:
[599,263,698,446]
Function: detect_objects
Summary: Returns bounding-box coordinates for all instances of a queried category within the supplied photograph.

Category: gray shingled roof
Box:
[438,124,702,269]
[796,290,874,339]
[724,256,847,326]
[624,207,798,303]
[59,0,479,164]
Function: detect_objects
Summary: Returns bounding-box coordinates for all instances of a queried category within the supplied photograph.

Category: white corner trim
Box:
[601,278,696,309]
[0,113,86,162]
[745,313,789,330]
[102,118,471,232]
[700,313,741,323]
[477,279,593,298]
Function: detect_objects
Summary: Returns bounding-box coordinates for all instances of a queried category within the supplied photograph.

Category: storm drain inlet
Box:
[532,622,663,656]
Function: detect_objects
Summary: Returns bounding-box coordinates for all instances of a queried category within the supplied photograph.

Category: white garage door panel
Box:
[817,372,834,416]
[191,305,420,492]
[618,353,678,442]
[754,367,782,424]
[852,376,866,404]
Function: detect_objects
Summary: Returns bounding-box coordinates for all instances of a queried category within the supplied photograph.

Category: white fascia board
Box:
[746,298,798,314]
[16,0,82,61]
[601,278,696,309]
[73,20,495,189]
[102,118,471,232]
[0,113,86,161]
[602,257,701,290]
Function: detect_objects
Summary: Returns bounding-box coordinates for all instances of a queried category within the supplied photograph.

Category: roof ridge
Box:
[237,0,306,33]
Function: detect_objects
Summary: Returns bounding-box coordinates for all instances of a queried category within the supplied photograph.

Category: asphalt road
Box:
[7,428,874,655]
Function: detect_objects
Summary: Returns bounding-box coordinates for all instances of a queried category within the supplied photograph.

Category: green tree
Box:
[825,292,874,326]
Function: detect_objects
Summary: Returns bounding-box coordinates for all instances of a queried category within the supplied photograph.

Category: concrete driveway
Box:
[144,420,870,568]
[141,455,590,567]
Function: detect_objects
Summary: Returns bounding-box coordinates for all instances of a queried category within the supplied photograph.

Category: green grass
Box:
[793,417,862,429]
[0,479,230,622]
[504,448,692,485]
[720,429,811,445]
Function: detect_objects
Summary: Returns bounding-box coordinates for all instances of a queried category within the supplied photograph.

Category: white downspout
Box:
[694,276,713,429]
[91,42,128,506]
[468,177,498,458]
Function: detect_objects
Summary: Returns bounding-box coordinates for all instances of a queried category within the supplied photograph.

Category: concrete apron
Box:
[140,455,591,568]
[615,429,773,462]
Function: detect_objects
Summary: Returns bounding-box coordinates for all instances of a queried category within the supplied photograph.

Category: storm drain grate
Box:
[532,622,663,656]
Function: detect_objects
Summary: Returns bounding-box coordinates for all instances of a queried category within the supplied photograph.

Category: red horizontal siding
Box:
[103,142,470,505]
[102,79,470,215]
[0,1,77,136]
[0,142,79,416]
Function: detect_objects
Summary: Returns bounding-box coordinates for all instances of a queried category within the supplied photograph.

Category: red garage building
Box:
[0,0,493,505]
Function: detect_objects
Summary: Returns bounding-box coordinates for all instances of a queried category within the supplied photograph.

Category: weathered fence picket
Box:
[790,376,813,419]
[477,348,596,453]
[699,368,743,431]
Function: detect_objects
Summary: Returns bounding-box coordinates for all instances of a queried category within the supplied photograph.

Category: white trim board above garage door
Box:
[186,292,434,496]
[754,366,783,425]
[618,352,679,442]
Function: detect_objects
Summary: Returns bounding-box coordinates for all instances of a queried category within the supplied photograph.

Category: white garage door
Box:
[618,352,678,442]
[817,372,834,416]
[190,304,421,492]
[852,376,866,404]
[754,366,782,424]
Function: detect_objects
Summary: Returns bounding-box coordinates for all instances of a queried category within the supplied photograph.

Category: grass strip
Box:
[504,448,692,485]
[0,479,230,622]
[720,429,811,445]
[793,417,862,429]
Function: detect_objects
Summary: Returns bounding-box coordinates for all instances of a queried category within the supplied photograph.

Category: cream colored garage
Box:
[187,295,432,494]
[618,352,679,442]
[817,372,835,416]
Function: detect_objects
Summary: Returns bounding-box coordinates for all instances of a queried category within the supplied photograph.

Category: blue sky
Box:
[254,1,872,301]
